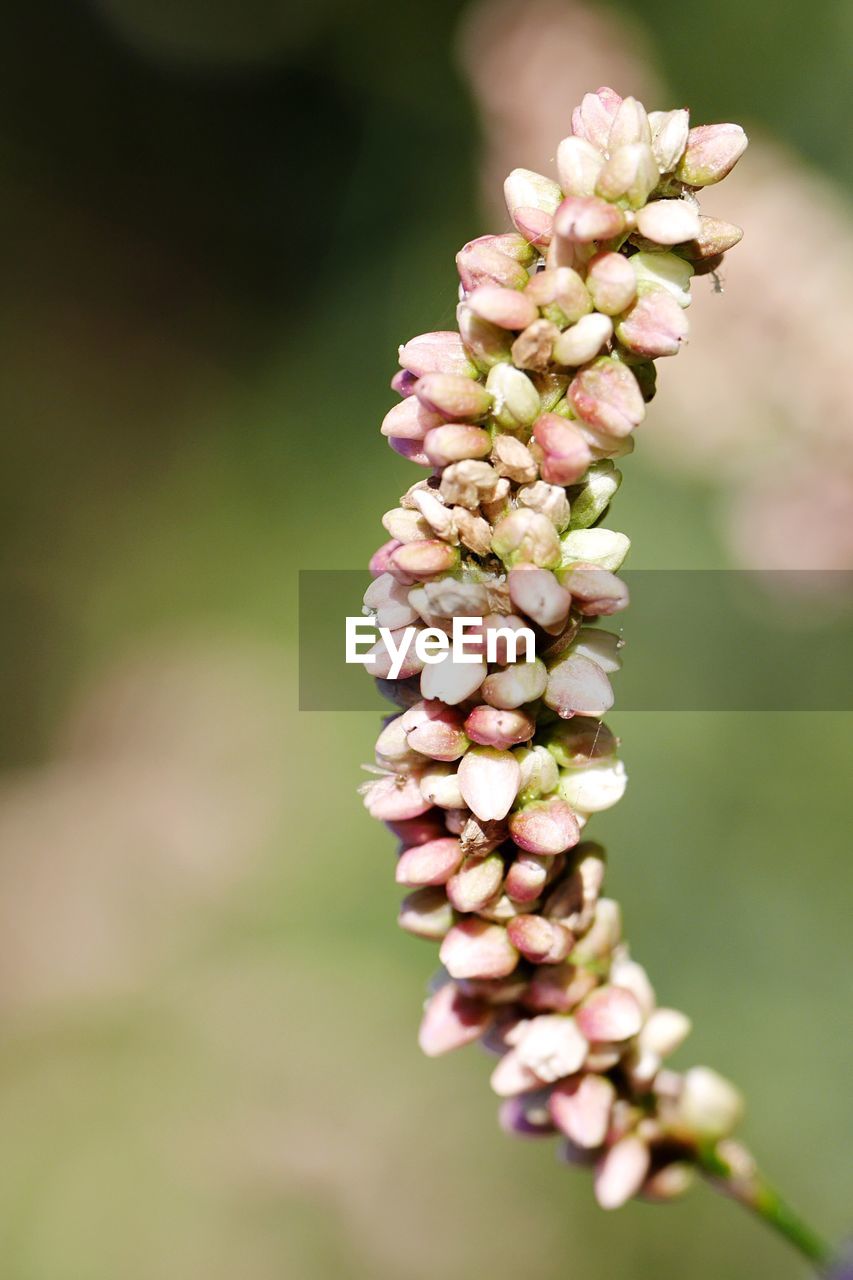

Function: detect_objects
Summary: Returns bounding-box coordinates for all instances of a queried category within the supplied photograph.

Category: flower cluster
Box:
[464,0,853,584]
[362,87,748,1210]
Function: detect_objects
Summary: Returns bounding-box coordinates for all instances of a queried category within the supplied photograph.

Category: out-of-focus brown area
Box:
[0,1,850,1277]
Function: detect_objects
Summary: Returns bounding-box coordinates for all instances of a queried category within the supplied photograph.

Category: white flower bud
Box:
[560,528,631,571]
[559,760,628,813]
[676,1067,744,1140]
[486,363,541,430]
[631,251,694,308]
[572,628,623,674]
[556,135,604,197]
[648,108,690,172]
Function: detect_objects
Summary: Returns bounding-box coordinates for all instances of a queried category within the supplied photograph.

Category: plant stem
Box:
[697,1143,833,1272]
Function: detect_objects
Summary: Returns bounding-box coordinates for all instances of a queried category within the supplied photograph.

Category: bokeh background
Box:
[0,1,851,1277]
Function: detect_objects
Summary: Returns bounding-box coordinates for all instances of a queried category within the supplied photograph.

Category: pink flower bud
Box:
[616,286,689,358]
[375,714,419,766]
[396,836,464,886]
[447,852,505,912]
[481,659,548,710]
[524,961,598,1014]
[418,981,494,1056]
[525,267,593,325]
[636,199,701,245]
[512,1014,589,1083]
[363,772,432,821]
[370,539,407,579]
[380,396,443,440]
[681,215,744,261]
[387,435,431,467]
[390,368,417,397]
[543,841,606,928]
[514,744,559,803]
[509,796,580,856]
[576,985,643,1042]
[531,414,592,485]
[609,953,656,1016]
[457,746,522,822]
[594,1135,651,1209]
[639,1007,692,1058]
[585,251,638,316]
[364,573,420,630]
[560,565,629,616]
[408,712,467,760]
[649,108,690,172]
[399,331,477,379]
[479,612,530,665]
[419,762,464,810]
[607,96,651,149]
[499,1094,556,1138]
[556,135,604,197]
[571,86,623,150]
[676,123,748,186]
[390,540,460,579]
[595,142,659,208]
[467,285,539,331]
[439,918,519,980]
[398,887,454,939]
[550,1074,615,1148]
[570,897,622,964]
[423,425,492,467]
[508,567,571,633]
[420,653,487,705]
[490,1049,541,1097]
[568,357,645,437]
[415,373,493,422]
[486,363,541,430]
[464,705,536,750]
[505,851,550,903]
[672,1066,744,1140]
[507,913,573,963]
[511,206,554,247]
[402,699,469,761]
[552,313,613,367]
[444,808,468,835]
[367,628,426,680]
[385,813,447,846]
[504,168,563,238]
[456,234,533,291]
[544,653,614,718]
[456,304,513,370]
[554,195,627,244]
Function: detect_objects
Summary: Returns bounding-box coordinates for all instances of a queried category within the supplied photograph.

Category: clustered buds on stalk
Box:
[362,87,748,1210]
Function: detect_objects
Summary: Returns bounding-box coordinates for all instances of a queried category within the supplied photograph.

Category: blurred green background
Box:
[0,1,850,1277]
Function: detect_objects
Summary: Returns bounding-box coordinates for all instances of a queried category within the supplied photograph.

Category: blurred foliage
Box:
[0,1,850,1277]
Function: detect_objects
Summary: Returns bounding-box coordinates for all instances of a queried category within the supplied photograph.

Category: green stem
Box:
[697,1144,833,1272]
